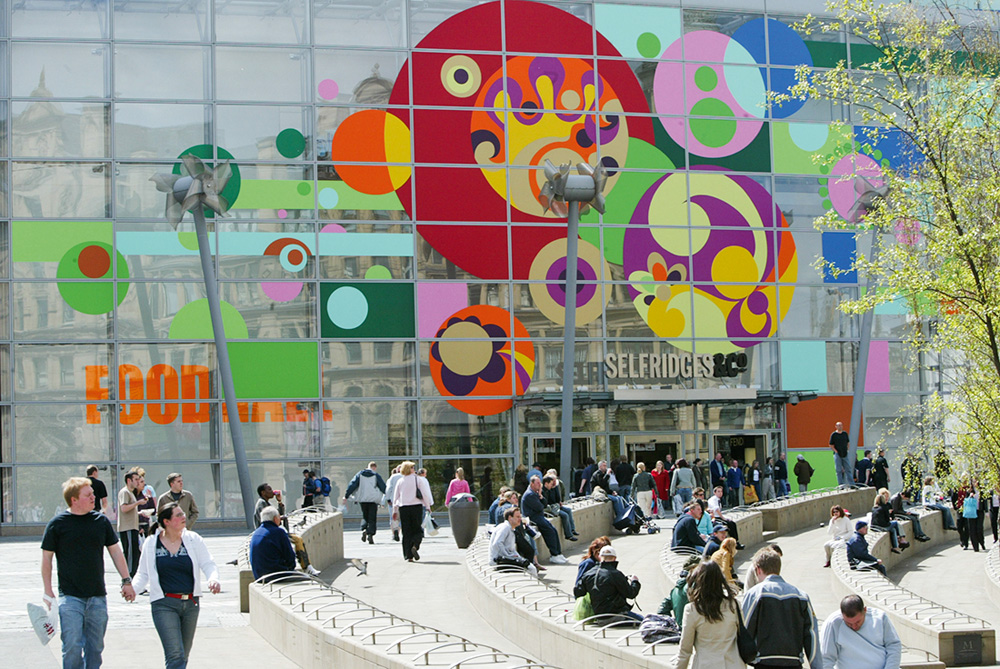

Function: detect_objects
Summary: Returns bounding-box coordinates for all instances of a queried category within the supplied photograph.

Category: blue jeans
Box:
[557,507,576,538]
[609,494,626,518]
[59,595,108,669]
[926,503,957,529]
[676,487,693,505]
[618,485,631,501]
[534,517,562,557]
[873,521,904,548]
[151,597,201,669]
[834,455,852,487]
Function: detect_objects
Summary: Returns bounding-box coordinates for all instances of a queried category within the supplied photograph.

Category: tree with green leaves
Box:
[787,0,1000,491]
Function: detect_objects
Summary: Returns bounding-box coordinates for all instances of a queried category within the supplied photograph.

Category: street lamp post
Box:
[540,160,607,492]
[152,155,256,528]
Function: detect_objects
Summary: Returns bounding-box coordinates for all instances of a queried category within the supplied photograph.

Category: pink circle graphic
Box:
[262,282,304,302]
[828,153,882,222]
[320,223,347,234]
[277,209,288,219]
[318,79,340,100]
[654,31,765,158]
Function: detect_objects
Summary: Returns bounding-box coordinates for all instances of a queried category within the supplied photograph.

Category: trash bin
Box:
[448,493,480,548]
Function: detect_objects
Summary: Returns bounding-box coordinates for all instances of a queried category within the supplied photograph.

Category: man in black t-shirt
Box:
[42,477,136,668]
[872,448,890,490]
[829,422,852,488]
[85,465,108,514]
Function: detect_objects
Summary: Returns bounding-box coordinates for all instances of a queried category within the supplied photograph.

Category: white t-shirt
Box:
[708,495,723,517]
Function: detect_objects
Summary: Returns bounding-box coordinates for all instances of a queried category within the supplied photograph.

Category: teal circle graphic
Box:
[318,187,339,209]
[327,286,368,329]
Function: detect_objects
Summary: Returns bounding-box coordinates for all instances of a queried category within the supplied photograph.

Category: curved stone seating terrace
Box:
[249,572,556,668]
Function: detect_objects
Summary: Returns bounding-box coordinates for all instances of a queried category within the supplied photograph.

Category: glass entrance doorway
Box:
[527,435,592,493]
[623,434,680,472]
[713,433,769,466]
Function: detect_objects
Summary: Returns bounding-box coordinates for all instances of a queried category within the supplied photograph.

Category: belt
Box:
[163,593,197,600]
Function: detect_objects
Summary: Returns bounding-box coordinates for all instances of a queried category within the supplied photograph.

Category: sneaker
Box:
[361,531,367,543]
[550,554,569,564]
[306,565,321,576]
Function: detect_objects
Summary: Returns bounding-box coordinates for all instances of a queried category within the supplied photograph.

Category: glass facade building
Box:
[0,0,938,527]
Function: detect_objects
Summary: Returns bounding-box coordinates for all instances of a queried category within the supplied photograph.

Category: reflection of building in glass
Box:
[0,0,947,528]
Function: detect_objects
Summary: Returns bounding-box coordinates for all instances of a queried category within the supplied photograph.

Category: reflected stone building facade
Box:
[0,0,940,527]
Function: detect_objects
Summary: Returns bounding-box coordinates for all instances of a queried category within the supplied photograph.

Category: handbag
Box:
[415,476,423,500]
[735,604,758,663]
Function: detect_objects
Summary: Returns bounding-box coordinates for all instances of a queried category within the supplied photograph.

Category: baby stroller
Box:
[614,502,659,535]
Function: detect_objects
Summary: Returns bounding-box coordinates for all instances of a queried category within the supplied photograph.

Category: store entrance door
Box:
[527,435,592,493]
[623,434,680,473]
[713,433,769,466]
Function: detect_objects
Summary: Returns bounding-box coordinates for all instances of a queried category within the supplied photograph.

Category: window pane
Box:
[15,465,96,522]
[1,468,12,524]
[12,101,109,159]
[313,0,406,48]
[119,406,219,461]
[116,463,222,519]
[313,49,405,104]
[114,0,211,42]
[14,404,114,463]
[216,221,317,280]
[215,0,307,44]
[12,43,109,99]
[222,460,323,514]
[420,399,510,456]
[114,45,210,101]
[115,162,179,219]
[322,400,416,457]
[117,343,217,399]
[219,281,316,339]
[116,282,207,340]
[12,162,110,218]
[12,284,112,340]
[116,222,207,281]
[215,47,309,103]
[221,401,321,459]
[115,104,212,159]
[13,0,109,38]
[216,105,311,161]
[318,223,413,279]
[14,343,114,400]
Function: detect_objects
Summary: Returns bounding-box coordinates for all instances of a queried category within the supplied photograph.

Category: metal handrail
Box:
[358,622,422,644]
[339,614,403,636]
[411,641,476,665]
[385,631,456,654]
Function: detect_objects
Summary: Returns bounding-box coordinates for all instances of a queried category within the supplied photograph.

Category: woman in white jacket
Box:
[823,504,853,568]
[132,503,220,669]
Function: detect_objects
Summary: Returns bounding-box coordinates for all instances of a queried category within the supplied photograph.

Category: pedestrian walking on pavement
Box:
[385,465,404,542]
[344,462,387,544]
[156,474,199,530]
[392,461,433,561]
[132,503,221,669]
[41,477,137,669]
[118,471,143,577]
[793,455,814,493]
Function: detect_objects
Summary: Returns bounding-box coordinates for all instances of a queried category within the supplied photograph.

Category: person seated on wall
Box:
[846,521,886,576]
[573,545,642,623]
[488,486,512,525]
[591,461,628,518]
[489,506,538,576]
[707,486,745,550]
[521,476,569,564]
[704,524,729,558]
[921,476,957,530]
[671,501,708,553]
[889,490,930,542]
[871,488,910,554]
[823,505,853,568]
[249,507,297,583]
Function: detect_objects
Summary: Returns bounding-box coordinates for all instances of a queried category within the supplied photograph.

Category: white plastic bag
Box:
[422,512,439,536]
[27,595,58,645]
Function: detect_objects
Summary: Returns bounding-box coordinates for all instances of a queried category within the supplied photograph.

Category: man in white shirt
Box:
[489,507,537,576]
[708,485,744,549]
[821,595,901,669]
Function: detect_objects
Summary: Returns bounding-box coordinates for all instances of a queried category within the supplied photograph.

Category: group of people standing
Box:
[42,472,215,669]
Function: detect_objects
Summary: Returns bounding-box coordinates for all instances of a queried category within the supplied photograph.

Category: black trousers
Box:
[972,513,986,550]
[119,529,140,577]
[957,516,969,548]
[399,504,424,560]
[991,506,998,542]
[360,502,378,536]
[722,519,740,543]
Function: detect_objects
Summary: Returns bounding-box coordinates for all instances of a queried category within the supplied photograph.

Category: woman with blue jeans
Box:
[670,459,696,514]
[133,503,220,668]
[871,488,909,554]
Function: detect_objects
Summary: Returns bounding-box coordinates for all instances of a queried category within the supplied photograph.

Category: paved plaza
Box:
[4,516,1000,667]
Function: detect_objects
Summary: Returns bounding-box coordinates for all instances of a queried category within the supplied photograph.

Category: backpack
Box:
[319,477,331,496]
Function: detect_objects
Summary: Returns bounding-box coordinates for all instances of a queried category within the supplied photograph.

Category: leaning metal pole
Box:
[849,230,883,478]
[559,201,581,491]
[192,208,255,528]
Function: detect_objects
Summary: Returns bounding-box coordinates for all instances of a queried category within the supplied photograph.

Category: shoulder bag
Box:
[735,603,758,663]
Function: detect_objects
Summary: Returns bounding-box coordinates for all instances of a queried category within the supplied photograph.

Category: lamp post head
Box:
[540,159,607,217]
[150,154,233,228]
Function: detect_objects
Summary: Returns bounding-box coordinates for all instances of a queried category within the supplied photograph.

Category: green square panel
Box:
[228,342,319,399]
[320,282,415,338]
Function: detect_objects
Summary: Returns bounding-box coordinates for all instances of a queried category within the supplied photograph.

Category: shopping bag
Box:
[422,512,439,536]
[743,485,759,504]
[573,593,594,621]
[27,595,58,645]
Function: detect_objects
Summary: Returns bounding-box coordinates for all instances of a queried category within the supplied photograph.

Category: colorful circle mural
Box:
[332,110,412,196]
[429,305,535,416]
[261,237,311,302]
[57,242,129,315]
[471,56,629,218]
[528,238,609,326]
[824,152,884,222]
[624,170,797,352]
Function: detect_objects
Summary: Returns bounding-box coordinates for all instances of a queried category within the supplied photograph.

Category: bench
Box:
[238,506,344,613]
[249,572,556,668]
[831,507,995,666]
[465,497,677,668]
